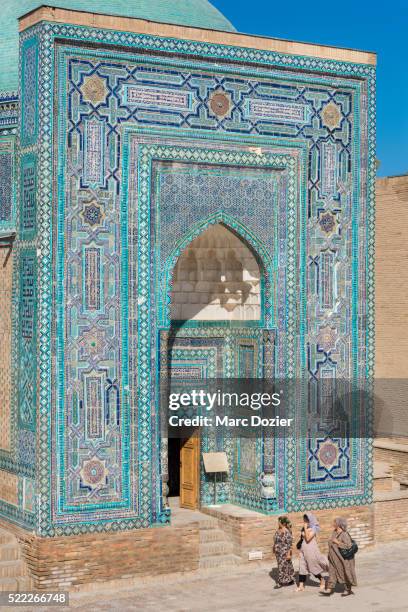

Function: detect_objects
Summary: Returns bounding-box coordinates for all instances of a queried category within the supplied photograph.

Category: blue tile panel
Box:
[0,136,15,231]
[5,21,375,536]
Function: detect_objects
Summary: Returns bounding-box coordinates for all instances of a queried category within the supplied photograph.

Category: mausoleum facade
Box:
[0,0,375,548]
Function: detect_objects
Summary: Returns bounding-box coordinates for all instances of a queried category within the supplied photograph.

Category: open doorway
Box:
[167,433,200,510]
[167,437,181,498]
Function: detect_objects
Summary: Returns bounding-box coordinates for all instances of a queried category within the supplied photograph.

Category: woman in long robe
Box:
[322,517,357,597]
[297,513,328,592]
[273,516,295,586]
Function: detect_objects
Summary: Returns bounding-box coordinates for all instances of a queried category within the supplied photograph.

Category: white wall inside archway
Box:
[171,224,261,322]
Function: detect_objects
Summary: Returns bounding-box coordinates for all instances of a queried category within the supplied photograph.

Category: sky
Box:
[213,0,408,177]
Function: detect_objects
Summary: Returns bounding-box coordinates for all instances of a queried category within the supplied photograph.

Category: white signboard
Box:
[202,452,229,473]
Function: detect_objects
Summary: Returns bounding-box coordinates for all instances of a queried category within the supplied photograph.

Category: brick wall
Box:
[376,175,408,382]
[203,504,374,561]
[375,176,408,439]
[374,497,408,542]
[11,522,200,590]
[374,445,408,483]
[374,475,393,491]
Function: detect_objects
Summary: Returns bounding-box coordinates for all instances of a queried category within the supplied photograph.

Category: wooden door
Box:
[180,432,200,509]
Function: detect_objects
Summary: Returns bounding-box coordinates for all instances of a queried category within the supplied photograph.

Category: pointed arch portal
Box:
[161,219,276,511]
[160,211,275,330]
[141,147,303,520]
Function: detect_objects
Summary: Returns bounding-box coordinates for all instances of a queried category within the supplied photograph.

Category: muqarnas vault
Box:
[0,1,375,537]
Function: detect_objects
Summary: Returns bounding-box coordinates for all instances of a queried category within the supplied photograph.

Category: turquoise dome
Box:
[1,0,235,92]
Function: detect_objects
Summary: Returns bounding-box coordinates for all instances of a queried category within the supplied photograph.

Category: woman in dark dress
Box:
[273,516,295,586]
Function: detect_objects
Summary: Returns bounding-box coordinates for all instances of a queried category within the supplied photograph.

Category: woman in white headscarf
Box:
[296,513,328,592]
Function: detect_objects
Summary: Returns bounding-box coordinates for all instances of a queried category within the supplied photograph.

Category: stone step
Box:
[392,479,402,491]
[199,554,242,570]
[198,519,219,530]
[200,528,228,543]
[374,461,393,478]
[0,543,20,562]
[200,540,234,557]
[374,475,394,492]
[0,560,25,579]
[0,577,19,592]
[18,576,32,591]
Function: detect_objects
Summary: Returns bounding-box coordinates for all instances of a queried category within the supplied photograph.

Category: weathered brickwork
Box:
[374,476,393,492]
[374,443,408,483]
[0,504,376,589]
[203,504,374,561]
[375,176,408,440]
[376,176,408,381]
[16,524,200,590]
[374,497,408,543]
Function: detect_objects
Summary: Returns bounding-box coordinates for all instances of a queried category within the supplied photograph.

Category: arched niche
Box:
[170,223,262,322]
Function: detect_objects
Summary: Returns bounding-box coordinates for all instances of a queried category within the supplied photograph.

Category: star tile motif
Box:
[321,101,342,130]
[80,200,105,227]
[319,211,337,235]
[80,74,108,106]
[317,325,338,352]
[78,328,107,359]
[317,439,341,470]
[80,458,109,490]
[209,90,232,118]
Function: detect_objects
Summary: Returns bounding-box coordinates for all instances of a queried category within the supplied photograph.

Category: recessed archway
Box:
[164,221,269,510]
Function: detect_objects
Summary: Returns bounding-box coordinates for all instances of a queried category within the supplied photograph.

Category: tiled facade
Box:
[0,248,13,453]
[0,5,375,538]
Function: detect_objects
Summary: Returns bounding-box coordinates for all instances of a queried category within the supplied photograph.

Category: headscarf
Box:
[334,517,347,531]
[278,515,292,530]
[305,512,320,534]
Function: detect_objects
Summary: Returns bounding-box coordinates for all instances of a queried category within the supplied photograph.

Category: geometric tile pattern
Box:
[0,40,37,531]
[20,37,38,148]
[20,154,37,239]
[0,249,13,452]
[2,20,375,535]
[160,326,271,511]
[0,93,18,135]
[153,161,283,329]
[0,136,15,229]
[18,250,37,432]
[54,134,300,529]
[0,47,23,527]
[0,18,23,533]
